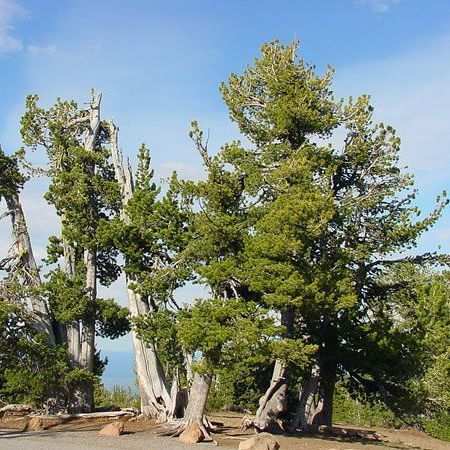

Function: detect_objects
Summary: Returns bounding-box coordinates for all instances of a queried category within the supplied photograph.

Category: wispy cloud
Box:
[27,43,61,57]
[356,0,400,13]
[334,33,450,185]
[0,0,26,54]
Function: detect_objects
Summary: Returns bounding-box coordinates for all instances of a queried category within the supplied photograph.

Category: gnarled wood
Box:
[253,360,287,433]
[107,120,175,419]
[3,193,55,346]
[65,92,102,413]
[160,372,214,441]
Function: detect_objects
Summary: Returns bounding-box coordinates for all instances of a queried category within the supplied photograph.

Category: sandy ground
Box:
[0,429,230,450]
[0,412,449,450]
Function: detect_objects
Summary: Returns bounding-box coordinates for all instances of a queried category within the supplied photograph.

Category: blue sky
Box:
[1,0,450,387]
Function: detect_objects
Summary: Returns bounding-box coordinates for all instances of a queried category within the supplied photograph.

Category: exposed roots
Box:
[158,416,214,441]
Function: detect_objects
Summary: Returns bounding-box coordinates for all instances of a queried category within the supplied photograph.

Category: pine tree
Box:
[20,93,129,412]
[219,40,448,430]
[107,121,191,420]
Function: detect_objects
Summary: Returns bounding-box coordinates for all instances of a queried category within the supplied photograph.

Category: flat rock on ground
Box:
[98,420,124,436]
[239,432,280,450]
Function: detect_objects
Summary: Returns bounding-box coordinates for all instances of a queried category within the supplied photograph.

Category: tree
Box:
[107,121,191,420]
[20,93,129,412]
[219,40,448,430]
[386,266,450,416]
[0,147,55,344]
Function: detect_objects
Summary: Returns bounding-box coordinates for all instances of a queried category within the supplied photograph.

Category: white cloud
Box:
[0,0,26,54]
[27,43,61,57]
[156,161,204,181]
[355,0,400,13]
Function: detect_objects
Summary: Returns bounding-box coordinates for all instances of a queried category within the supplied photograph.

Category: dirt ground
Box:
[0,411,449,450]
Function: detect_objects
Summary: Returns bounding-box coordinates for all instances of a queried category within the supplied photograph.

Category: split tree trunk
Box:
[253,360,287,433]
[107,120,176,420]
[289,365,320,432]
[253,307,293,432]
[162,372,213,440]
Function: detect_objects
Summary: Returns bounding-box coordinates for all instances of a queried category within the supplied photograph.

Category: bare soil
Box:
[0,411,449,449]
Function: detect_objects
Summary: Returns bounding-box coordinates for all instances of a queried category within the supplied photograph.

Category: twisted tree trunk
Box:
[253,360,287,433]
[253,307,293,432]
[108,120,177,420]
[162,371,213,440]
[4,193,55,346]
[289,365,320,432]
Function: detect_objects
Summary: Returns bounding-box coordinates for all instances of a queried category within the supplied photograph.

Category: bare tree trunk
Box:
[253,307,293,433]
[129,288,173,418]
[4,193,55,345]
[289,365,320,432]
[66,92,102,413]
[253,360,287,433]
[183,373,212,427]
[162,372,213,440]
[107,120,175,420]
[2,192,69,413]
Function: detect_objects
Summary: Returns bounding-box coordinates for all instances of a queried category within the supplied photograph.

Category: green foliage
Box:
[218,39,449,422]
[106,146,190,307]
[221,40,340,147]
[333,384,401,428]
[0,300,68,406]
[44,268,88,323]
[95,385,140,410]
[424,412,450,442]
[0,147,27,199]
[177,298,304,376]
[95,298,130,339]
[133,309,184,382]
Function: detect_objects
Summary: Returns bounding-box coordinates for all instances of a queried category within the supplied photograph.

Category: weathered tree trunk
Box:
[129,288,173,419]
[66,93,102,413]
[253,307,293,432]
[2,191,67,413]
[289,365,320,431]
[313,360,336,426]
[4,193,55,345]
[253,360,287,433]
[183,372,212,430]
[162,371,213,440]
[107,120,175,419]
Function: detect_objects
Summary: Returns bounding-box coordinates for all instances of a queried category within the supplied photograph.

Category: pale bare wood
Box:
[107,119,174,420]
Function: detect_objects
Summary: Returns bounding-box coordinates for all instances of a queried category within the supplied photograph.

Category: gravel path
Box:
[0,429,234,449]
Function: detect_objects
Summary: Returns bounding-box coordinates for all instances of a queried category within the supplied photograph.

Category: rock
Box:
[239,432,280,450]
[25,417,45,431]
[98,421,124,437]
[179,423,205,444]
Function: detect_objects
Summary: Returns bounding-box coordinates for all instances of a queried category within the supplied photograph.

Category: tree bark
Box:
[107,120,175,419]
[253,360,287,433]
[289,365,320,432]
[66,92,102,413]
[253,307,293,432]
[162,371,213,440]
[4,193,55,346]
[314,360,336,426]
